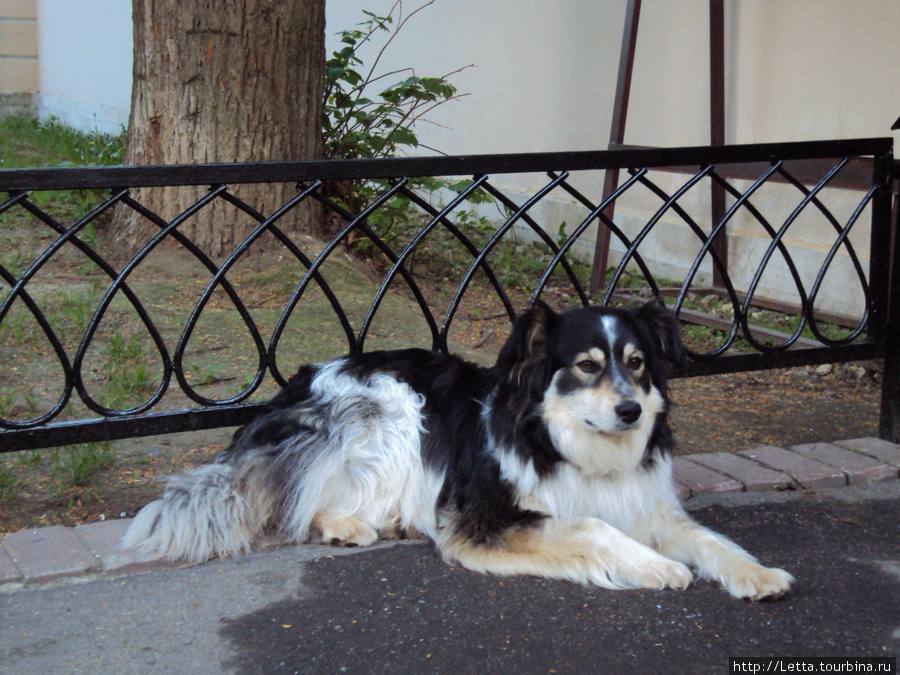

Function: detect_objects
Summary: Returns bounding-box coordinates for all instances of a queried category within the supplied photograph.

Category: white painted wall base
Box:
[36,93,127,135]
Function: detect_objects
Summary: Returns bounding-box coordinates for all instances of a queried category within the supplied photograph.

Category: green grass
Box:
[0,461,17,501]
[0,114,125,224]
[0,250,27,277]
[0,114,124,170]
[17,449,43,468]
[52,442,115,489]
[0,286,101,350]
[100,330,156,410]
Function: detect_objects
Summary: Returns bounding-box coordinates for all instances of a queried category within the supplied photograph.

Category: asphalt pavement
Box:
[1,482,899,674]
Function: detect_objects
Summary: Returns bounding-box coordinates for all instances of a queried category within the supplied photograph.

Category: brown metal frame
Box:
[591,0,730,293]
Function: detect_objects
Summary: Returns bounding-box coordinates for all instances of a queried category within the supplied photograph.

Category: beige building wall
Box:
[35,0,131,133]
[328,1,900,155]
[326,0,898,317]
[0,0,37,114]
[613,0,899,317]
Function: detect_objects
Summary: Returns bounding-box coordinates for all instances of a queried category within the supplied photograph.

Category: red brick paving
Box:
[737,446,846,489]
[790,442,899,485]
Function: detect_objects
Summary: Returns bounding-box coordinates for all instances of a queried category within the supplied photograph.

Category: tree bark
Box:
[119,0,326,257]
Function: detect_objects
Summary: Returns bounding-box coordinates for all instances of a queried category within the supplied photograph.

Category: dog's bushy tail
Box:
[121,462,258,563]
[122,365,429,563]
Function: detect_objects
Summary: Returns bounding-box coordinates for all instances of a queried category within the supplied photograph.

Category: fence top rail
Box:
[0,137,892,192]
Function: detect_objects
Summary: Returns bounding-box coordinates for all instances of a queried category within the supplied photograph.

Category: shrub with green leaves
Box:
[323,4,464,163]
[322,3,473,248]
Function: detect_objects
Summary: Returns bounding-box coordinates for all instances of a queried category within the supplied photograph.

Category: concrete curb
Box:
[2,436,899,590]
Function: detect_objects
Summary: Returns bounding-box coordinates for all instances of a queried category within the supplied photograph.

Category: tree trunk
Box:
[118,0,326,257]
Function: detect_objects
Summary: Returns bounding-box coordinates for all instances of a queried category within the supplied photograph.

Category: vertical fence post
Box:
[875,148,900,441]
[709,0,728,289]
[589,0,641,296]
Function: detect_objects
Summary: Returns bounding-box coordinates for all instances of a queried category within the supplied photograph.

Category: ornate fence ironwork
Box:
[1,137,897,452]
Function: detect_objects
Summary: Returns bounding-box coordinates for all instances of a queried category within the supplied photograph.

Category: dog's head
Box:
[495,299,684,474]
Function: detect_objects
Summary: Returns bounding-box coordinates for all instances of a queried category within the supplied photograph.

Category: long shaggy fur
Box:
[124,300,793,600]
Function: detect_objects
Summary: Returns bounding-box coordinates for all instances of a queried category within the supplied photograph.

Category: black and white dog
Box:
[124,300,793,600]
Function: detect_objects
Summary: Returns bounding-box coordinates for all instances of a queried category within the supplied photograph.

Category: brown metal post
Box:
[709,0,728,288]
[590,0,641,296]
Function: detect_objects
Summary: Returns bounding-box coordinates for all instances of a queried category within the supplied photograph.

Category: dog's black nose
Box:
[615,400,642,425]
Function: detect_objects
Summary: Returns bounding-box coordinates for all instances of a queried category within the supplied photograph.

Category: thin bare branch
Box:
[353,1,436,112]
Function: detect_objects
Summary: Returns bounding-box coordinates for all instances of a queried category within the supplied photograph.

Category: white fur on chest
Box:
[499,451,679,535]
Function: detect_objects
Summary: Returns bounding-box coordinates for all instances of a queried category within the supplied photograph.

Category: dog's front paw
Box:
[722,561,794,601]
[316,516,378,547]
[616,556,693,591]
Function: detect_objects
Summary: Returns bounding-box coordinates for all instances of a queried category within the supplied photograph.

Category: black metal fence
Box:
[1,137,897,452]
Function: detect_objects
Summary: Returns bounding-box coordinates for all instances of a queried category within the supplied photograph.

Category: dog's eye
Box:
[627,355,644,371]
[576,360,599,374]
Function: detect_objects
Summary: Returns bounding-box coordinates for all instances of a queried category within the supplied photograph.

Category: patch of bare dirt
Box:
[0,435,227,535]
[669,366,881,455]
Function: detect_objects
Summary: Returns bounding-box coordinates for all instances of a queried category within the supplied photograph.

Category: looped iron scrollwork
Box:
[0,137,894,451]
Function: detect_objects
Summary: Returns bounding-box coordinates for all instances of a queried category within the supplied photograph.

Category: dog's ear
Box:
[633,298,685,374]
[495,301,560,381]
